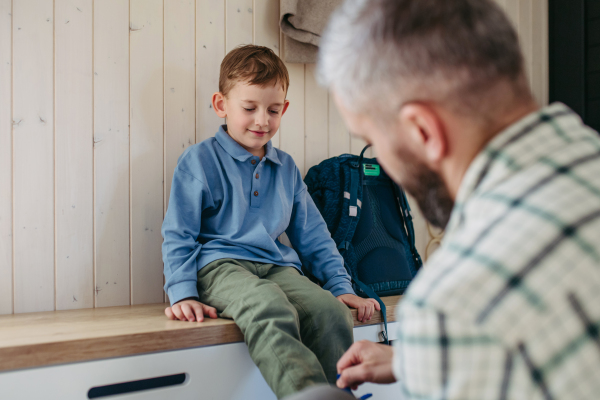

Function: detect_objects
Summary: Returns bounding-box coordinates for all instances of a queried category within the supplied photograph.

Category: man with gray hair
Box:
[285,0,600,399]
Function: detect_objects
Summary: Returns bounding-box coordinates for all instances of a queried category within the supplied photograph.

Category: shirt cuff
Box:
[327,280,356,297]
[167,281,200,307]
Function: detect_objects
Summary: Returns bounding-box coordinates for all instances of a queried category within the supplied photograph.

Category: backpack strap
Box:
[350,272,389,345]
[349,166,359,217]
[348,144,371,218]
[393,185,423,269]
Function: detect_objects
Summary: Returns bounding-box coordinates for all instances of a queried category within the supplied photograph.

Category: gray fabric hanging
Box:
[279,0,343,63]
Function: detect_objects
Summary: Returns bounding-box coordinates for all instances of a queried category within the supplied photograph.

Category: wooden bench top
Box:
[0,295,401,373]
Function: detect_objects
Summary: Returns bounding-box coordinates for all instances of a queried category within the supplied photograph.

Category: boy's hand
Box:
[164,299,218,322]
[337,294,381,322]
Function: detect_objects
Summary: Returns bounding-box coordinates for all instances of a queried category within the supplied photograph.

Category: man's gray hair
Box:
[318,0,529,118]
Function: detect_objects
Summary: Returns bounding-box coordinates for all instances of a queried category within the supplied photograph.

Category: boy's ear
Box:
[281,100,290,117]
[212,92,227,118]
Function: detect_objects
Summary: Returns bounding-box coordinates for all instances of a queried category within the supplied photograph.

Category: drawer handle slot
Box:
[88,372,187,398]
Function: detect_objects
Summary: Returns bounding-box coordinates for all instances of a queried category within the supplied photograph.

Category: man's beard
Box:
[396,149,455,230]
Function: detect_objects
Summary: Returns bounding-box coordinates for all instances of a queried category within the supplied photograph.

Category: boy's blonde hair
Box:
[219,45,290,98]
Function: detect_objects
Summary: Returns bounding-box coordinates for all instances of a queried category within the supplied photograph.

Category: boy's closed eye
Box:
[243,107,280,114]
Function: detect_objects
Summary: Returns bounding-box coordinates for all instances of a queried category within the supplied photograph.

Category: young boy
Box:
[161,45,379,398]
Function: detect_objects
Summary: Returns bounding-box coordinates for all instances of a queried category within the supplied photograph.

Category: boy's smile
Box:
[212,80,289,158]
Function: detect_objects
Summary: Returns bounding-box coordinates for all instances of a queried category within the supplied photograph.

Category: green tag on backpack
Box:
[363,163,380,176]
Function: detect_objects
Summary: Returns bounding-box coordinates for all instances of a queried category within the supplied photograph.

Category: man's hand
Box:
[337,340,396,390]
[337,293,381,322]
[164,299,218,322]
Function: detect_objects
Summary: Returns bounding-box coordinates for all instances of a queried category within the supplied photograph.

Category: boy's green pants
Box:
[197,258,355,399]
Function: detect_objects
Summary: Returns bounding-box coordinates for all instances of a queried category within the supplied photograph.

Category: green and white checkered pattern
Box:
[392,103,600,400]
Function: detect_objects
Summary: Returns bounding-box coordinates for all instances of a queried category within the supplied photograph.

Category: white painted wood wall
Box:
[0,0,548,315]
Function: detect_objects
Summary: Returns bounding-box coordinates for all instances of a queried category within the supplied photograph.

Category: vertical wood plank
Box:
[253,0,280,148]
[0,0,12,314]
[130,0,164,305]
[328,95,350,157]
[304,64,328,175]
[55,0,94,310]
[253,0,279,55]
[280,63,305,174]
[531,0,545,105]
[12,0,55,313]
[540,0,549,105]
[226,0,253,53]
[196,0,225,144]
[519,0,533,90]
[493,0,507,10]
[504,0,519,32]
[94,0,130,307]
[166,0,196,304]
[165,0,195,211]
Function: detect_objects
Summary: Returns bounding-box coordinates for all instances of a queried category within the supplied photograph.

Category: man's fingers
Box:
[337,341,367,372]
[337,363,371,389]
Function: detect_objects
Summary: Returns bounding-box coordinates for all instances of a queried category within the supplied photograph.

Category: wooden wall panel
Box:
[130,0,164,305]
[0,0,12,315]
[519,0,534,90]
[93,0,130,307]
[253,0,280,55]
[533,0,549,105]
[165,0,196,211]
[226,0,253,53]
[196,0,225,144]
[328,95,350,157]
[304,64,329,175]
[12,0,55,313]
[55,0,94,310]
[280,63,305,175]
[504,0,520,30]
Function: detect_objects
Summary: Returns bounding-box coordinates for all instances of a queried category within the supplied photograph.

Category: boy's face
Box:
[212,80,289,157]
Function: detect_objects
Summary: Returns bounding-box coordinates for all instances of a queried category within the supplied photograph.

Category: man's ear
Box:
[398,103,447,166]
[281,100,290,117]
[212,92,227,118]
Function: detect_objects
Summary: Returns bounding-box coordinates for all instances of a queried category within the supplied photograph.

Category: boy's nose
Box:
[255,112,268,128]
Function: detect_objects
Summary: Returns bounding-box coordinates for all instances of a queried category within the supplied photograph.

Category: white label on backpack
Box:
[349,206,358,217]
[344,192,361,208]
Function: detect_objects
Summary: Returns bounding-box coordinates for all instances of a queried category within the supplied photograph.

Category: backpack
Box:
[304,145,423,343]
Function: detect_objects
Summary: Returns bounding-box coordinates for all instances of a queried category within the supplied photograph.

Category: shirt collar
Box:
[215,125,282,165]
[446,102,577,234]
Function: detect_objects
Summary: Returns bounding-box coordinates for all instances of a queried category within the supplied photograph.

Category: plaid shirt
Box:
[392,103,600,400]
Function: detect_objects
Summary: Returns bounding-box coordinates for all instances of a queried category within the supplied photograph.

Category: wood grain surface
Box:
[0,295,401,372]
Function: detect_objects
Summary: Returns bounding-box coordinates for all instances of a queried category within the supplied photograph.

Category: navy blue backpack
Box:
[304,146,423,343]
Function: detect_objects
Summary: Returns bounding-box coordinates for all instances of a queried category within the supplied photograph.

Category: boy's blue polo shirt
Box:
[162,125,355,306]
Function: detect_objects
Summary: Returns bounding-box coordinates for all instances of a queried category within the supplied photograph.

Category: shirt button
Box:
[254,191,259,197]
[251,159,256,165]
[255,173,259,179]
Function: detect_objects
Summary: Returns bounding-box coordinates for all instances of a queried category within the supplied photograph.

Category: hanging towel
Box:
[279,0,343,63]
